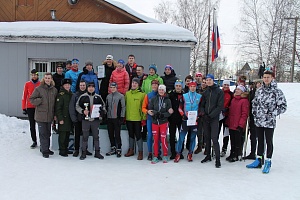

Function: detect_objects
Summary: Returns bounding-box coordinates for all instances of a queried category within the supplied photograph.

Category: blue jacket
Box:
[80,71,99,94]
[182,91,202,117]
[65,69,82,93]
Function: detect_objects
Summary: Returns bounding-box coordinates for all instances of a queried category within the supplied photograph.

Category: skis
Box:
[242,117,250,161]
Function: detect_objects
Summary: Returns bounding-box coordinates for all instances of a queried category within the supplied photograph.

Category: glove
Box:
[23,109,28,115]
[182,115,188,120]
[237,126,243,132]
[118,117,124,125]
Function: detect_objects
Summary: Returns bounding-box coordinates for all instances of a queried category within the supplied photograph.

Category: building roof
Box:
[0,21,197,47]
[103,0,161,23]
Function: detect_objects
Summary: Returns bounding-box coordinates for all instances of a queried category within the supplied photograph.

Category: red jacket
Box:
[109,67,130,95]
[227,93,249,131]
[22,80,40,109]
[223,88,233,116]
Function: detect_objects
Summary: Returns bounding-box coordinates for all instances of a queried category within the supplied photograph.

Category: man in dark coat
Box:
[55,78,73,157]
[125,54,138,85]
[200,74,224,168]
[53,63,65,91]
[99,55,116,101]
[161,64,178,93]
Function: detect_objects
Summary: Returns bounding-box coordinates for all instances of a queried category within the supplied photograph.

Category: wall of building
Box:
[0,41,191,117]
[0,0,142,23]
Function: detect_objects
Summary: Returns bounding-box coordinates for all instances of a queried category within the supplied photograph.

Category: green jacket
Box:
[141,74,163,94]
[55,88,73,132]
[125,88,146,121]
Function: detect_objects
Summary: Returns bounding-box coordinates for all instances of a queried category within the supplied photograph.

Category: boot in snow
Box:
[246,157,262,168]
[151,157,159,164]
[94,150,104,159]
[174,153,181,163]
[137,151,143,160]
[116,149,122,158]
[30,142,37,149]
[187,153,193,162]
[86,150,93,156]
[125,148,134,157]
[73,150,79,157]
[201,155,212,163]
[106,146,116,156]
[80,151,86,160]
[147,153,153,161]
[262,160,271,174]
[215,159,221,168]
[162,156,168,163]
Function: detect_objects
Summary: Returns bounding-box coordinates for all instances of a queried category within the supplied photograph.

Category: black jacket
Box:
[161,70,178,92]
[200,83,224,119]
[149,95,172,125]
[53,73,65,91]
[168,89,184,123]
[69,90,86,123]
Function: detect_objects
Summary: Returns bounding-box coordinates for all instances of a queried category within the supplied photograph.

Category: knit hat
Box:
[206,74,214,80]
[61,78,72,85]
[118,59,125,66]
[87,82,95,87]
[174,80,183,87]
[236,85,246,92]
[151,79,159,85]
[195,72,202,77]
[189,81,197,87]
[85,60,93,66]
[149,64,157,73]
[72,58,79,64]
[110,82,118,88]
[164,64,173,70]
[223,80,230,86]
[106,55,113,60]
[158,84,166,92]
[132,78,140,85]
[30,69,38,75]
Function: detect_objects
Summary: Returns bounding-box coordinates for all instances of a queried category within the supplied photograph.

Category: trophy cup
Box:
[84,103,90,120]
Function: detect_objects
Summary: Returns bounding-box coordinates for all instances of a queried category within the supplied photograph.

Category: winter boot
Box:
[94,150,104,159]
[125,148,134,157]
[174,153,181,163]
[194,146,202,154]
[106,146,116,156]
[215,159,221,168]
[201,155,212,163]
[59,151,68,157]
[116,149,122,158]
[73,150,79,157]
[162,156,168,163]
[246,157,262,168]
[226,151,235,161]
[187,153,193,162]
[137,151,143,160]
[30,142,37,149]
[147,153,153,161]
[262,159,271,174]
[42,153,49,158]
[170,153,176,160]
[151,157,159,164]
[86,150,93,156]
[46,149,54,155]
[80,151,86,160]
[243,153,256,160]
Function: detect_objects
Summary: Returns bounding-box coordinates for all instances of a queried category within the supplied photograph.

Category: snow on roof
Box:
[0,21,197,43]
[104,0,161,23]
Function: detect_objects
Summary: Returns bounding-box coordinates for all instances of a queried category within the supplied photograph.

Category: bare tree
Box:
[154,0,220,76]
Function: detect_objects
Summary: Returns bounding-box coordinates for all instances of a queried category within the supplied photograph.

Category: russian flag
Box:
[211,9,221,62]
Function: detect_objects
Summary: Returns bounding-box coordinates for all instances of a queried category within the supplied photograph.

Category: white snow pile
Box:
[0,21,197,43]
[0,83,299,200]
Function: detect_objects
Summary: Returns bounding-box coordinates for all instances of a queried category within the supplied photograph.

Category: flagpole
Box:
[206,11,210,76]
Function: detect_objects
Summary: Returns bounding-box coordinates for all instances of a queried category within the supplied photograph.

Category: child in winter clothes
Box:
[247,70,287,173]
[148,85,172,164]
[105,82,126,158]
[226,85,249,162]
[141,64,163,94]
[109,59,130,95]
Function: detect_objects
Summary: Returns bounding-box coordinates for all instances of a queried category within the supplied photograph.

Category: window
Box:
[30,59,67,78]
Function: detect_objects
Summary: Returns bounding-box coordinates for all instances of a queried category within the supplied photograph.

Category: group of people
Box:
[21,54,287,173]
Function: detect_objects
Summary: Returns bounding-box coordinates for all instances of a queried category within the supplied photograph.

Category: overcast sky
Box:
[113,0,241,65]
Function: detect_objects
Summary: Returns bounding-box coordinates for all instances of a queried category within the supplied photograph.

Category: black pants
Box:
[197,118,204,147]
[229,129,242,156]
[203,117,220,160]
[169,119,182,155]
[256,127,274,159]
[27,108,37,143]
[249,119,257,154]
[74,122,82,151]
[219,117,229,151]
[37,122,52,153]
[107,118,122,149]
[141,125,147,140]
[58,131,70,153]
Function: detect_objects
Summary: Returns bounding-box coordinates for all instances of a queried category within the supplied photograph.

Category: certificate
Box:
[187,111,197,126]
[97,65,105,78]
[90,104,102,118]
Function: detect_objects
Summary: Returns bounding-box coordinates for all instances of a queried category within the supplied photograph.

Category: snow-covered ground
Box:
[0,83,299,200]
